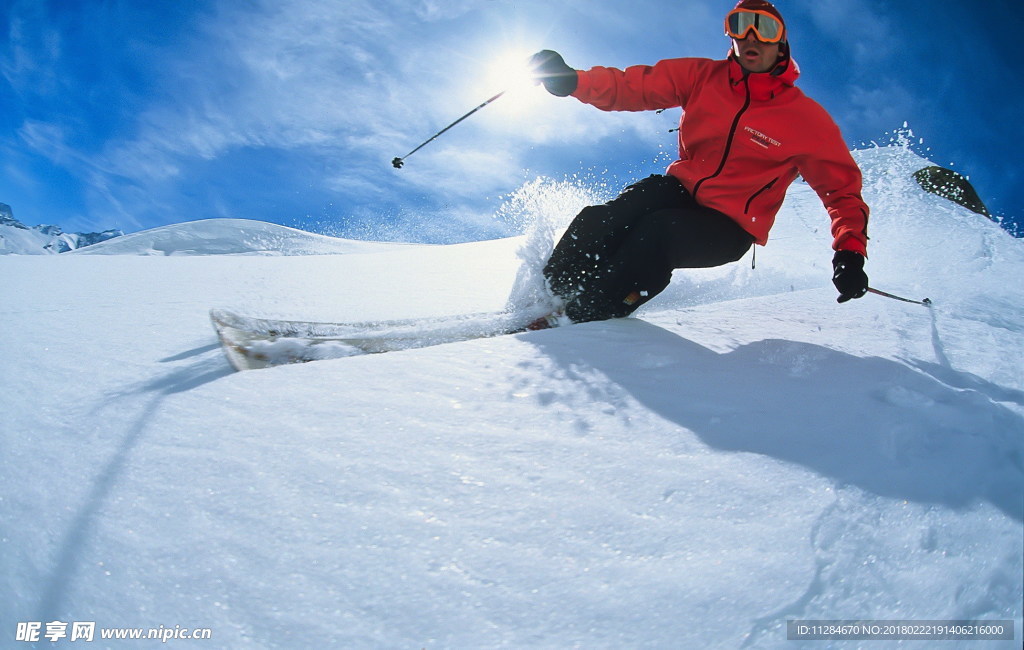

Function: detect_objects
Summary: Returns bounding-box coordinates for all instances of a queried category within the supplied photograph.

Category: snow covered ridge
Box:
[67,218,410,256]
[0,203,122,255]
[1,209,407,257]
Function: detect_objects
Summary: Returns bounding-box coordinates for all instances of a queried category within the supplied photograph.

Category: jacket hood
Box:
[727,53,799,100]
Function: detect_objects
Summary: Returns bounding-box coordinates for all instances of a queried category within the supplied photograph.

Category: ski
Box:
[210,308,563,371]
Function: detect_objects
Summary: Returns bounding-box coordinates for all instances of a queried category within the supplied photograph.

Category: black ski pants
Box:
[543,174,755,322]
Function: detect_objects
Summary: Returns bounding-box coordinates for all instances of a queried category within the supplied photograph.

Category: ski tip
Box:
[209,308,235,323]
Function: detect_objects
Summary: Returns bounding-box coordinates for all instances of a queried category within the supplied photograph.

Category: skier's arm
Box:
[797,117,870,302]
[797,121,870,257]
[531,51,700,112]
[572,58,702,112]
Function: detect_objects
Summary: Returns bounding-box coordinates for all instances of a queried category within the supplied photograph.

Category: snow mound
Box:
[71,218,406,256]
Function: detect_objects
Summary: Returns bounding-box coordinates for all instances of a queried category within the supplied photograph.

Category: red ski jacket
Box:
[571,56,869,255]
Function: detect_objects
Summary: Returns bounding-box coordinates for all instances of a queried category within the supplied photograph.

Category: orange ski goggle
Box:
[725,9,785,43]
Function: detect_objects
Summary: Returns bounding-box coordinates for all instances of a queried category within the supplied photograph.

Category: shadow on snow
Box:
[528,319,1024,522]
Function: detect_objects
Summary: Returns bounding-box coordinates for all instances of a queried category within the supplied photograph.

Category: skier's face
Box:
[732,32,781,73]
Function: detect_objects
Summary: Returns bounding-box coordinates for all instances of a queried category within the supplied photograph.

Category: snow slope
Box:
[70,218,409,256]
[1,145,1021,648]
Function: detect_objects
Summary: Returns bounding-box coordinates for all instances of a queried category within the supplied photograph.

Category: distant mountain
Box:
[69,218,409,256]
[0,203,123,255]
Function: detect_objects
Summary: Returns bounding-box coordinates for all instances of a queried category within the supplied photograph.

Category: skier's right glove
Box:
[529,50,578,97]
[832,250,868,303]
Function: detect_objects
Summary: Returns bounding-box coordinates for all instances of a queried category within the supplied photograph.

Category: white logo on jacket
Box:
[744,126,781,149]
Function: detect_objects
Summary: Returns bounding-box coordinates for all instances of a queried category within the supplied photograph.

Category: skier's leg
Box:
[543,175,689,300]
[564,203,754,322]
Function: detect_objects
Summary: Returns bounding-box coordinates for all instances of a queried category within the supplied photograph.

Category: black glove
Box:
[832,250,868,303]
[529,50,578,97]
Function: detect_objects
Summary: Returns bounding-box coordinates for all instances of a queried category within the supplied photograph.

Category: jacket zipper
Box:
[692,72,751,202]
[744,177,778,214]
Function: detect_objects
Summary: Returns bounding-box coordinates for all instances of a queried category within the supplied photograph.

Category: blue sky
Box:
[1,0,1020,242]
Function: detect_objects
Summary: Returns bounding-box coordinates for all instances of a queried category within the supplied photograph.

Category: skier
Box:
[529,0,870,324]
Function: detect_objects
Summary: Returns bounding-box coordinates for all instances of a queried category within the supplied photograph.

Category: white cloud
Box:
[0,0,62,93]
[99,0,401,175]
[17,120,70,161]
[842,84,916,137]
[94,2,664,216]
[803,0,894,54]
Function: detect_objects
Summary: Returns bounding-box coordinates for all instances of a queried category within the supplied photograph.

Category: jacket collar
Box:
[727,55,799,101]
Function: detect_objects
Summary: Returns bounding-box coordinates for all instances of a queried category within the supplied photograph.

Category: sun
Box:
[477,49,546,116]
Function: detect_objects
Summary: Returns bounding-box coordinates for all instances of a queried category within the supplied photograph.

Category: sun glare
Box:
[479,50,545,116]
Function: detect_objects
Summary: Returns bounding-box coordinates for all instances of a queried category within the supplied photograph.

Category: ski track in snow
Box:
[2,146,1022,648]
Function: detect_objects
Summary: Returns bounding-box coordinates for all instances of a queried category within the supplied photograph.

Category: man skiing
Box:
[529,0,870,324]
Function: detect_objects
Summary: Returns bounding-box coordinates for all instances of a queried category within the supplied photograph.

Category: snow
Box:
[1,145,1022,648]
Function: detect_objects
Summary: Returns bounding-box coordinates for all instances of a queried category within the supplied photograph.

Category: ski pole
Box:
[868,287,932,306]
[392,90,506,168]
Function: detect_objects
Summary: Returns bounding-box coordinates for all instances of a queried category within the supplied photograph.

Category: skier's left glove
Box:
[832,250,868,303]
